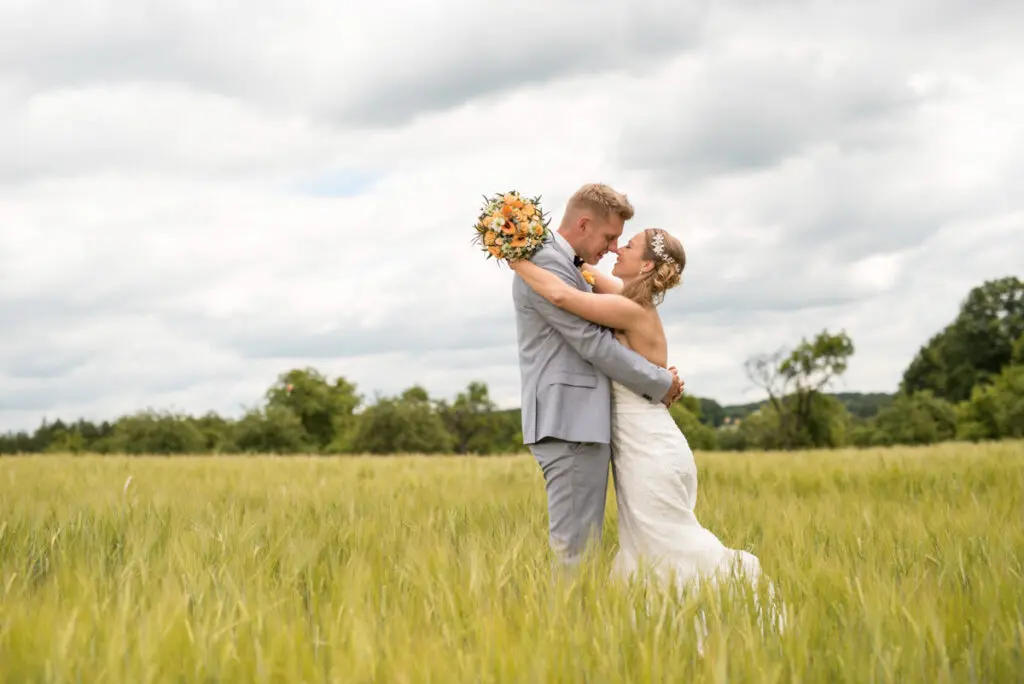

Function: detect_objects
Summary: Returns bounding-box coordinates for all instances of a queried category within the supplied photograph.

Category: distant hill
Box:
[715,392,894,425]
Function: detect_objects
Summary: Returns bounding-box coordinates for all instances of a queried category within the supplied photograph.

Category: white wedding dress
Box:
[609,380,785,646]
[610,379,766,590]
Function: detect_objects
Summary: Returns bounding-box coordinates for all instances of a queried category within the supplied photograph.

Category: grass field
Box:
[2,442,1023,682]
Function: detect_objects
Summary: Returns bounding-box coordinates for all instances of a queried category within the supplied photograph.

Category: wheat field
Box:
[1,442,1022,682]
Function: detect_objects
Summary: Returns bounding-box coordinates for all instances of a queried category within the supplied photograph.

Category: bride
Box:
[510,228,770,595]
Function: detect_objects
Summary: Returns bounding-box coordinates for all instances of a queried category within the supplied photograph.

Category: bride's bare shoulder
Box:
[617,309,667,360]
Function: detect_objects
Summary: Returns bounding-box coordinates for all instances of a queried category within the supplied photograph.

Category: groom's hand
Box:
[661,366,684,406]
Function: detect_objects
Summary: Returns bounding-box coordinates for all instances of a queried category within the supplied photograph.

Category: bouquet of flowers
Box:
[472,190,550,263]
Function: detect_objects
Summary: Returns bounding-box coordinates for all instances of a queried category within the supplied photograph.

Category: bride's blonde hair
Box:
[621,228,686,307]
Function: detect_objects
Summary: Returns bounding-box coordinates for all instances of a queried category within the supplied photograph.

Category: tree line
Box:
[1,276,1021,456]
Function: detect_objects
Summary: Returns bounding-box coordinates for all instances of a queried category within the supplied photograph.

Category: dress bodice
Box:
[611,381,665,414]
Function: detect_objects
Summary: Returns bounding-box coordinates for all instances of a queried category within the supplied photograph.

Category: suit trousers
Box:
[529,437,611,567]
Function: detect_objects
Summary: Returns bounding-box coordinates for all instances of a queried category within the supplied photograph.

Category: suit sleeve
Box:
[516,252,673,402]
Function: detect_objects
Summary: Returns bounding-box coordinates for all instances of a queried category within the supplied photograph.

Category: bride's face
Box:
[611,232,651,281]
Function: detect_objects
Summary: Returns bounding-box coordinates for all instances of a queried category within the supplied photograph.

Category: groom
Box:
[512,182,684,568]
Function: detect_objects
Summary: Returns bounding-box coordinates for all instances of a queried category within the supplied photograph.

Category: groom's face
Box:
[580,214,624,264]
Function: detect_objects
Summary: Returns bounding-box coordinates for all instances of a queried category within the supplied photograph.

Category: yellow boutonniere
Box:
[582,270,596,286]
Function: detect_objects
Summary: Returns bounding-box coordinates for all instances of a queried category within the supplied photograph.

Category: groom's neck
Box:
[556,227,582,255]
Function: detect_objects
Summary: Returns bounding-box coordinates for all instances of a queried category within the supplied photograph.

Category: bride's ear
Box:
[640,260,655,275]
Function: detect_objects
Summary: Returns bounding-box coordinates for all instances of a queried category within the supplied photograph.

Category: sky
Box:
[2,0,1023,431]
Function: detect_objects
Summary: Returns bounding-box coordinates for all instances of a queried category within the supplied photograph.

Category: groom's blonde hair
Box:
[563,183,635,224]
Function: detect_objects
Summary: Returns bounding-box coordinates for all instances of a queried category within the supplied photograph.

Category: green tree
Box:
[105,410,207,455]
[743,329,855,449]
[350,386,455,454]
[0,430,37,454]
[189,411,236,453]
[668,396,717,451]
[732,406,782,451]
[730,393,848,451]
[869,391,958,446]
[901,276,1024,402]
[956,365,1024,441]
[233,405,311,454]
[1012,333,1024,365]
[437,381,522,454]
[715,425,747,451]
[833,392,894,419]
[44,428,87,454]
[265,368,361,450]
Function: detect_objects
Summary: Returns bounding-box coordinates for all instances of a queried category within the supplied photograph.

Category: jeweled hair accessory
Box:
[650,230,680,272]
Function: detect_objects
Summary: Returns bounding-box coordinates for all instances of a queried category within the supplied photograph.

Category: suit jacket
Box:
[512,234,672,445]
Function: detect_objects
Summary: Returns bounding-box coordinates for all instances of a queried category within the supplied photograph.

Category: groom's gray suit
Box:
[513,232,673,566]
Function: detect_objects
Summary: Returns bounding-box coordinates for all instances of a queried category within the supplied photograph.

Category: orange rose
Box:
[488,245,503,258]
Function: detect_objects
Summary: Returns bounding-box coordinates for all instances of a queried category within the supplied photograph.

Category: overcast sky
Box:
[2,1,1022,431]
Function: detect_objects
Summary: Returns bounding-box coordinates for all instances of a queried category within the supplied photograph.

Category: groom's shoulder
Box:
[532,241,567,270]
[531,243,555,264]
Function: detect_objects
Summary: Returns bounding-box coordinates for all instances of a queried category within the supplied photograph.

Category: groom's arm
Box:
[517,255,674,403]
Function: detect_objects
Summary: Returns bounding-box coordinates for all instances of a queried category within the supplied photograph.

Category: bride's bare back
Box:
[613,307,668,369]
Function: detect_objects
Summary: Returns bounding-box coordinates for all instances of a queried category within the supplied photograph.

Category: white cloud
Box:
[1,83,338,182]
[1,0,1022,431]
[2,0,710,126]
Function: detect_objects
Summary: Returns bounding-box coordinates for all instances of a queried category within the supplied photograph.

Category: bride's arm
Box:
[510,259,646,331]
[582,265,623,294]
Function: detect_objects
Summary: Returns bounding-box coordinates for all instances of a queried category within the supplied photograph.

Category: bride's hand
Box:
[661,366,684,406]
